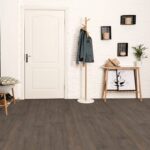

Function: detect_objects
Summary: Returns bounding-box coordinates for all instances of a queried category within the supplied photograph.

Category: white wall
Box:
[1,0,20,96]
[0,0,3,77]
[1,0,150,99]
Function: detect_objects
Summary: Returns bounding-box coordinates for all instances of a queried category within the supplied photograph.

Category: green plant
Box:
[132,44,148,61]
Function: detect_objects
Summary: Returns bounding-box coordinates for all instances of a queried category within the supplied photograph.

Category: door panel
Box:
[25,10,64,99]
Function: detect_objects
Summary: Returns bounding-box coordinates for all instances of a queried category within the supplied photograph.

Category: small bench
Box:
[0,85,16,116]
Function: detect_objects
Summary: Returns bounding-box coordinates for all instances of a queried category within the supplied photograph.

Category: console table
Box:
[102,66,142,102]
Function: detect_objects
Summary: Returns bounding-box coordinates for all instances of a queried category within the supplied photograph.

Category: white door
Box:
[25,10,65,99]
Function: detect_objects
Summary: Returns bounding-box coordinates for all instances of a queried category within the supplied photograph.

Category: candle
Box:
[103,32,110,40]
[125,17,132,25]
[120,51,126,56]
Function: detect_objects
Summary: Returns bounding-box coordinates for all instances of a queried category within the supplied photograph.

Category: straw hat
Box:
[104,58,120,67]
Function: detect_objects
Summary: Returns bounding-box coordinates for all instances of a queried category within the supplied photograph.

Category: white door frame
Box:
[19,5,68,99]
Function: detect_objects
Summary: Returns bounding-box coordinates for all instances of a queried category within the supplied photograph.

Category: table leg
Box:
[137,68,142,102]
[4,94,8,116]
[12,88,16,104]
[102,69,106,100]
[104,69,108,102]
[134,69,139,99]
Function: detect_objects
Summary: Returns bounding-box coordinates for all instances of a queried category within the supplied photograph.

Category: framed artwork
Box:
[107,70,136,91]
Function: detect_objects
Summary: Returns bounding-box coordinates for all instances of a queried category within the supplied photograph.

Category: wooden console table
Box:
[102,66,142,102]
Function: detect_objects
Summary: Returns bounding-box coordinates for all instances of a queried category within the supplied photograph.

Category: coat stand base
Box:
[77,98,94,104]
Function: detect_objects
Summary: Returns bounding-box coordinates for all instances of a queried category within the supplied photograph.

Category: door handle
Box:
[25,54,31,63]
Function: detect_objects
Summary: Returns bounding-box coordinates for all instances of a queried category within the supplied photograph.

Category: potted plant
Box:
[132,44,148,66]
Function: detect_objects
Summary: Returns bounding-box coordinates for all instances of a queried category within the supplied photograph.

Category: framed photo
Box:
[107,70,136,91]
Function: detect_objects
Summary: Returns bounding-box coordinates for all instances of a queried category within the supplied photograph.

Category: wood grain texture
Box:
[0,99,150,150]
[102,66,140,70]
[102,67,142,102]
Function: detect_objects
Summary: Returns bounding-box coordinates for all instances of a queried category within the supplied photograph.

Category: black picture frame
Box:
[121,15,136,25]
[117,43,128,57]
[101,26,111,40]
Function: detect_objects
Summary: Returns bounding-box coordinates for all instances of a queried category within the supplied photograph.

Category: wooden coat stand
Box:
[77,17,94,104]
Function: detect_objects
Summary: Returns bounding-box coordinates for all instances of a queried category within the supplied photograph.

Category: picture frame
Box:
[107,70,136,91]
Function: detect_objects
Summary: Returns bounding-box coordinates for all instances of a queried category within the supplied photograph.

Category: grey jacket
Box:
[76,29,94,64]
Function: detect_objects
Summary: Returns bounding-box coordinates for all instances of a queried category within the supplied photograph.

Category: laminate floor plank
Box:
[107,100,150,150]
[0,99,150,150]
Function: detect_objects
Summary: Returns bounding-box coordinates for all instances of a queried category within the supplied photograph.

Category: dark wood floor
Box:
[0,99,150,150]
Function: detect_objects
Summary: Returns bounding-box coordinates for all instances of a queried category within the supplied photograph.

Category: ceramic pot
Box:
[135,61,142,67]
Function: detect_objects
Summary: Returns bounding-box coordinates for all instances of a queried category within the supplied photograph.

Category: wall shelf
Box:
[117,43,128,57]
[101,26,111,40]
[121,15,136,25]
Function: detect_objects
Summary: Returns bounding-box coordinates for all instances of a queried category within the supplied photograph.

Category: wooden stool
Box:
[102,66,142,102]
[0,86,16,116]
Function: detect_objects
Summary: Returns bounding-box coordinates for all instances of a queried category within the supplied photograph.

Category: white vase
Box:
[135,61,142,67]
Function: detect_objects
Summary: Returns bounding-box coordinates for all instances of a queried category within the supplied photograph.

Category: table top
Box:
[102,66,140,70]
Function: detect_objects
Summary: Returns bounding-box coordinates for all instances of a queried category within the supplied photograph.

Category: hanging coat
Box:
[76,29,94,64]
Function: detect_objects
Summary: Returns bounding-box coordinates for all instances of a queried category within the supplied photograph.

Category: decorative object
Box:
[104,58,120,67]
[109,58,120,66]
[117,43,128,56]
[102,66,142,102]
[121,15,136,25]
[101,26,111,40]
[134,61,142,67]
[0,76,19,85]
[132,44,148,67]
[132,44,148,60]
[125,17,132,25]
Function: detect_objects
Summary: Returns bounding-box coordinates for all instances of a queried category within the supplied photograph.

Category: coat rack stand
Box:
[77,17,94,104]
